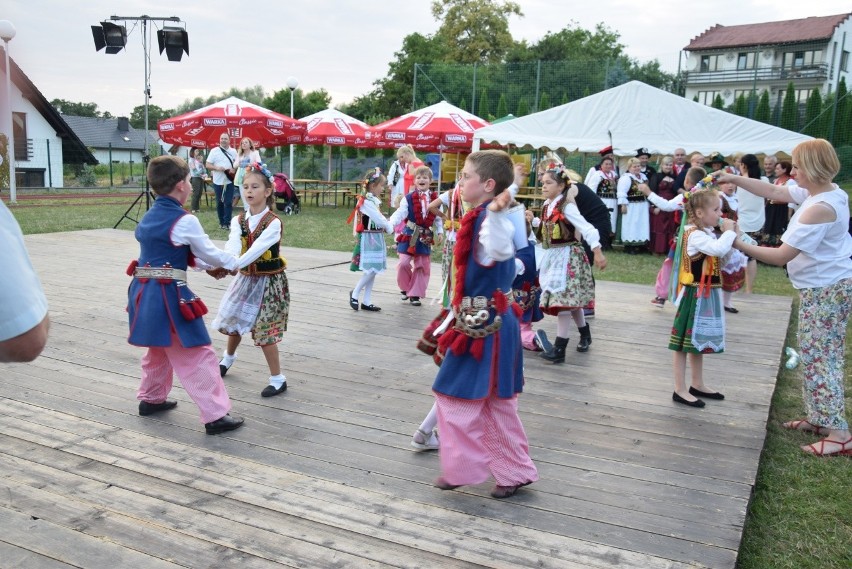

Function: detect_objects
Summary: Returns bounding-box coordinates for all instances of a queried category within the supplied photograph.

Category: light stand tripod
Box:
[111,15,180,229]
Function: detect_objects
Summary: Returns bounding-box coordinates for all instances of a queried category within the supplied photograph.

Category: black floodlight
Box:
[157,26,189,62]
[91,21,127,54]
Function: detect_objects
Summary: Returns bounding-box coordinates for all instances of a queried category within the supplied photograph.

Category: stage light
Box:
[91,21,127,54]
[156,26,189,62]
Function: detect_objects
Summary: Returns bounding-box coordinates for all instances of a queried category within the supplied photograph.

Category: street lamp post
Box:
[0,20,17,203]
[286,76,298,180]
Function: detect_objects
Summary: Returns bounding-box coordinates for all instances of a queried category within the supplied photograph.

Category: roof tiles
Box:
[686,13,851,50]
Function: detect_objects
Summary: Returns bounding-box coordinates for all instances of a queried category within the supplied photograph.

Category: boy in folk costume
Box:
[389,166,442,306]
[127,156,244,435]
[431,150,538,499]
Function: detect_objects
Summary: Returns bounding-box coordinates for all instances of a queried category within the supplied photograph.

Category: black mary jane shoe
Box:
[689,386,725,400]
[204,414,245,434]
[349,290,359,311]
[360,303,381,312]
[261,383,288,398]
[672,392,705,408]
[724,306,739,314]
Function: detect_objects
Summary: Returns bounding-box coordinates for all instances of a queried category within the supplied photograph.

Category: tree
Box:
[755,90,770,123]
[264,88,331,119]
[780,82,798,131]
[833,77,851,146]
[802,88,823,138]
[538,91,551,111]
[516,97,529,117]
[477,88,490,118]
[711,94,724,110]
[129,104,173,129]
[560,92,569,105]
[496,93,508,118]
[431,0,522,63]
[733,93,748,117]
[51,99,110,118]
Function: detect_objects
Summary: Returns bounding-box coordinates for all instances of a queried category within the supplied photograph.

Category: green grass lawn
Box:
[8,196,852,569]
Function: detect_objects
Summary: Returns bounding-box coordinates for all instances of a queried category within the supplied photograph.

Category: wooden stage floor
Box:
[1,229,793,568]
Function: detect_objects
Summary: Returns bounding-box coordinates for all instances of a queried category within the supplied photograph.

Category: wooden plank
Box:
[0,541,78,569]
[0,228,795,569]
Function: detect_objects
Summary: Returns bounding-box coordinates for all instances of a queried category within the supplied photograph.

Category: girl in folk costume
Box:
[648,156,678,255]
[668,183,738,407]
[212,163,292,398]
[233,137,261,209]
[515,208,546,351]
[428,179,469,308]
[389,165,442,306]
[585,155,619,239]
[347,168,394,312]
[718,180,748,313]
[533,165,608,363]
[617,158,651,254]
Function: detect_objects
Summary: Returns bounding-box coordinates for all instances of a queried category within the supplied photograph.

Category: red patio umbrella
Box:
[367,100,490,152]
[298,108,372,179]
[157,96,305,149]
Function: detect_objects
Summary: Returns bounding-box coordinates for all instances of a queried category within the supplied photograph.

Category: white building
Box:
[683,13,852,109]
[0,47,95,189]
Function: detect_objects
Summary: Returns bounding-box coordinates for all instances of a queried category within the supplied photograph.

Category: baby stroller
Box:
[273,173,300,215]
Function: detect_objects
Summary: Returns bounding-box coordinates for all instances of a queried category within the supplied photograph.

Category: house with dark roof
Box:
[0,46,96,189]
[682,13,852,110]
[61,115,167,167]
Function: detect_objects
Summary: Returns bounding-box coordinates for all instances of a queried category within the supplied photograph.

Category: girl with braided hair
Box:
[212,163,292,398]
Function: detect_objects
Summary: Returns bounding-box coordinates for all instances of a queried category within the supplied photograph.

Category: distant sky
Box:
[3,0,847,118]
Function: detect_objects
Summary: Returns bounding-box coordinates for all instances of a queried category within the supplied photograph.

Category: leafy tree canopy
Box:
[51,99,112,118]
[129,104,173,129]
[431,0,522,63]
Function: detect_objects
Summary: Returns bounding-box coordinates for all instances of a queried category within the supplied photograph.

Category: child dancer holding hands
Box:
[533,165,607,363]
[348,168,394,311]
[668,183,737,407]
[389,166,442,306]
[212,163,292,398]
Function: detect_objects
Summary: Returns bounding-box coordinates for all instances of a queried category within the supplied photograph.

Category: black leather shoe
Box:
[724,306,739,314]
[672,392,705,408]
[139,399,177,416]
[689,386,725,400]
[360,303,381,312]
[204,414,245,434]
[219,358,234,378]
[349,290,359,311]
[261,383,287,397]
[409,297,422,306]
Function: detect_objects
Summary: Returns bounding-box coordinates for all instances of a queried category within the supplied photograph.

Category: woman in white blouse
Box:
[717,139,852,457]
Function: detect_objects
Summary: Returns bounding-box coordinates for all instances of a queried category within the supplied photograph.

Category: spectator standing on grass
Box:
[719,139,852,457]
[206,133,238,230]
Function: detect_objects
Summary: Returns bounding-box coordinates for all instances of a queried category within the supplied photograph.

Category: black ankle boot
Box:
[576,324,592,352]
[540,336,568,363]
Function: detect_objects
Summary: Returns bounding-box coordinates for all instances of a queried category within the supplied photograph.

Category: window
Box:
[697,91,721,105]
[783,49,823,68]
[794,88,813,103]
[700,55,721,72]
[737,52,755,70]
[842,50,850,72]
[12,112,27,162]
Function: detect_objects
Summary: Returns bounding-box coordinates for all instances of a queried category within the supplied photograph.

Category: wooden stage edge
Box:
[1,228,793,569]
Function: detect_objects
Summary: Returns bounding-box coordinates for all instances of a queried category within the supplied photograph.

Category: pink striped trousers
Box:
[396,253,431,297]
[519,322,538,351]
[137,335,232,424]
[434,392,539,487]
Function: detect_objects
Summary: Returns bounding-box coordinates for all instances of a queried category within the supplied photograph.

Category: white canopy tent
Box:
[472,81,812,157]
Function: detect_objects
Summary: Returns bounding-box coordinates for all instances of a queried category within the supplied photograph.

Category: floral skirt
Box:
[797,277,852,430]
[539,243,594,315]
[212,271,290,346]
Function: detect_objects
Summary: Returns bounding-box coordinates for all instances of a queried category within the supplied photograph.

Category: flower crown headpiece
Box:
[244,162,274,182]
[545,162,571,182]
[682,175,715,200]
[364,167,383,187]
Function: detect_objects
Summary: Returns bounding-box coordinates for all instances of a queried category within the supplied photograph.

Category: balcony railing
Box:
[684,63,828,85]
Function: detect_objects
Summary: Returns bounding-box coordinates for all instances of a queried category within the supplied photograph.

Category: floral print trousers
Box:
[798,277,852,431]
